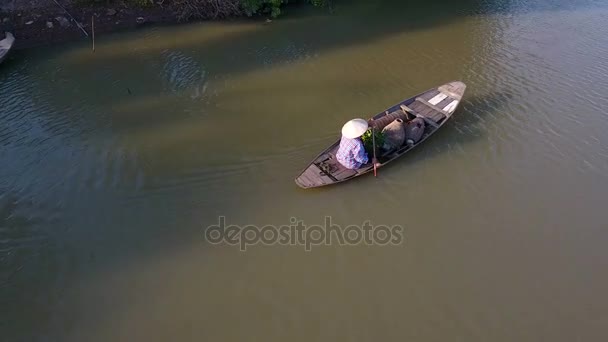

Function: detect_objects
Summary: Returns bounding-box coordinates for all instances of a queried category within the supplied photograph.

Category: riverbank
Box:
[0,0,240,50]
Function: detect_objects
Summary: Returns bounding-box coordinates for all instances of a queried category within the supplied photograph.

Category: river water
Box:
[2,0,608,340]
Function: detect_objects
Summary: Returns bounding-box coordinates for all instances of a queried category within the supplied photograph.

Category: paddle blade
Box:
[373,158,378,177]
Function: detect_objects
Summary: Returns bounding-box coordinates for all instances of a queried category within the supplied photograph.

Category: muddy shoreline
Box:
[0,1,230,50]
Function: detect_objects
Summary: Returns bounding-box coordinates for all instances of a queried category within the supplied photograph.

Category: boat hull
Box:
[0,32,15,65]
[295,81,467,189]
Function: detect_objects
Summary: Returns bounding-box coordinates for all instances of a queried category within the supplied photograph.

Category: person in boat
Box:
[336,118,370,169]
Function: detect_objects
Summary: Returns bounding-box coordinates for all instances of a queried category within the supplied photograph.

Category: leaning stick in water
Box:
[51,0,89,37]
[91,16,95,52]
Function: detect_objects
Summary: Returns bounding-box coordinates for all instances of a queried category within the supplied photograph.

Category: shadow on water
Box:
[303,91,515,192]
[40,0,607,114]
[374,91,514,176]
[59,0,479,71]
[447,91,515,142]
[5,0,486,141]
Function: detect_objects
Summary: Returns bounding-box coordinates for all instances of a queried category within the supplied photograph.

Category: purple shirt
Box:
[336,137,369,169]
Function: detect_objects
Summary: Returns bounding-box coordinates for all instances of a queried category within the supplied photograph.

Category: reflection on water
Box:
[2,0,608,340]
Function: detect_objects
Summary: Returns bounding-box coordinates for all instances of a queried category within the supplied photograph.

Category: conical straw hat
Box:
[341,118,368,139]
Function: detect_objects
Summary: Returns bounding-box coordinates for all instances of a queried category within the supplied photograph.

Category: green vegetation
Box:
[76,0,155,7]
[131,0,154,6]
[78,0,329,19]
[77,0,153,5]
[240,0,329,18]
[361,129,385,156]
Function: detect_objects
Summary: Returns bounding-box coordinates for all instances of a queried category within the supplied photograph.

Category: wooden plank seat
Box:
[316,152,358,181]
[416,97,449,115]
[297,164,334,187]
[419,89,441,102]
[400,104,440,128]
[403,99,447,124]
[329,158,358,180]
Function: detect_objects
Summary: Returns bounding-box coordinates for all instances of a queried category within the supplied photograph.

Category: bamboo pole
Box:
[91,16,95,52]
[371,119,378,177]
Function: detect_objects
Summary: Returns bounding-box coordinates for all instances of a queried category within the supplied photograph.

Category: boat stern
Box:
[295,163,335,189]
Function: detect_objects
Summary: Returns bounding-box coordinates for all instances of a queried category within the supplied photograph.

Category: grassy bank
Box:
[0,0,330,50]
[78,0,330,20]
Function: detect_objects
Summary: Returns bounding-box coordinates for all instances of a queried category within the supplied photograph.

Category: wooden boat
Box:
[0,32,15,64]
[295,81,467,189]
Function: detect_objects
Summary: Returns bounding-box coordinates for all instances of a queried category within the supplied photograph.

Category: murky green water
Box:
[2,0,608,340]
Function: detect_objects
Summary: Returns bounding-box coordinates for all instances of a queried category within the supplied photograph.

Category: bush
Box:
[173,0,328,20]
[75,0,154,6]
[174,0,243,21]
[131,0,154,6]
[76,0,329,19]
[241,0,329,18]
[361,129,385,156]
[240,0,284,18]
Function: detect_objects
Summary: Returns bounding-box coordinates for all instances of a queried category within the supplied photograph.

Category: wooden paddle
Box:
[371,121,378,177]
